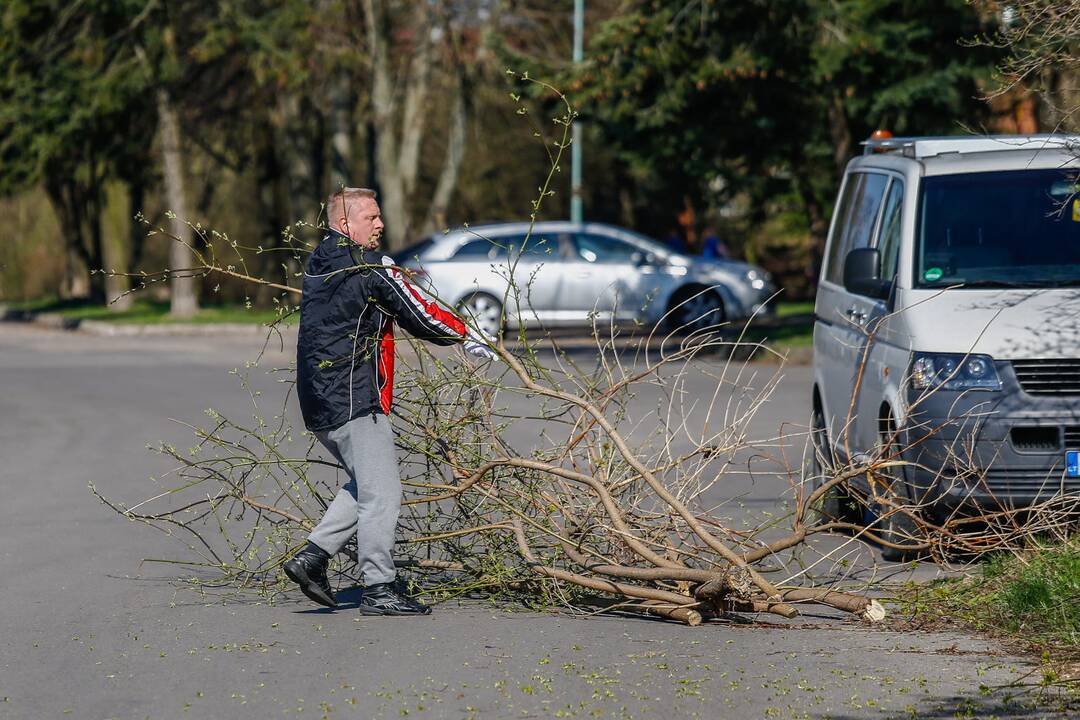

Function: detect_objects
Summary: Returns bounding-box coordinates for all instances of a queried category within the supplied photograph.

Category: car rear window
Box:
[452,234,560,261]
[395,237,435,262]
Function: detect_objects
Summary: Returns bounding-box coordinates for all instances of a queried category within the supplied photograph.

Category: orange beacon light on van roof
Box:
[867,129,894,153]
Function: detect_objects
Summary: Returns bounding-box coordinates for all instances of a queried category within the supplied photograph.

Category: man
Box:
[284,187,494,615]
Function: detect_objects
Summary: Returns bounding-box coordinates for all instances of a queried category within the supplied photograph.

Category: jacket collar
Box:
[325,228,372,266]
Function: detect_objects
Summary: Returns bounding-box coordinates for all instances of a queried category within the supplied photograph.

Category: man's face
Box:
[342,197,384,250]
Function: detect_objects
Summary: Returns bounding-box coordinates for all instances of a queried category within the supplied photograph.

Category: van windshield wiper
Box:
[953,279,1047,289]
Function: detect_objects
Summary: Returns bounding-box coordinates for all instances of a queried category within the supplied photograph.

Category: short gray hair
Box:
[327,187,377,220]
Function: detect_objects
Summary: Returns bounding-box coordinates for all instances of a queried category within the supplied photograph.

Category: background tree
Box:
[569,0,1001,292]
[0,1,1029,306]
[982,0,1080,132]
[0,0,157,303]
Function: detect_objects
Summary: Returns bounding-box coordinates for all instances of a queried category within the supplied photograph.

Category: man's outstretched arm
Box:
[368,255,467,344]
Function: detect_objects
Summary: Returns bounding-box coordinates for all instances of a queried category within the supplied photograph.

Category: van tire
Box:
[805,402,857,526]
[876,419,923,562]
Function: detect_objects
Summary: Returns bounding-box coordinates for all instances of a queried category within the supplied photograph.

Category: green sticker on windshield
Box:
[923,267,943,282]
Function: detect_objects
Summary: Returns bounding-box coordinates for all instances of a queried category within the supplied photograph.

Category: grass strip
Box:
[4,297,292,326]
[899,538,1080,690]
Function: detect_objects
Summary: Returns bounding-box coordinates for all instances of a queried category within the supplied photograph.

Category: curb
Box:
[77,320,287,337]
[1,304,284,337]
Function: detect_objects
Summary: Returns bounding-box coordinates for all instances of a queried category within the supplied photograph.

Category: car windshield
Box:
[915,168,1080,288]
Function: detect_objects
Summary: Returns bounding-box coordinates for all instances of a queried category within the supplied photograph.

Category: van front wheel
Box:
[876,420,923,562]
[805,403,858,526]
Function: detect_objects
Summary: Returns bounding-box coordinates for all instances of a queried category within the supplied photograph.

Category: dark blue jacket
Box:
[297,230,466,431]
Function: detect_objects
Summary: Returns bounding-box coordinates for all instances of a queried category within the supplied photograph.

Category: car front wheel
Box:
[457,292,504,338]
[666,286,725,333]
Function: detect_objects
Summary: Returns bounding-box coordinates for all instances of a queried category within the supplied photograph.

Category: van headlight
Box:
[911,352,1001,391]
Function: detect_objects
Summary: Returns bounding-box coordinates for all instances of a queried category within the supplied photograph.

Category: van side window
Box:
[876,180,904,282]
[825,172,889,284]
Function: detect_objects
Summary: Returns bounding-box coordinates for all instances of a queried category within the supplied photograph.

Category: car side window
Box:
[825,172,889,284]
[573,233,638,263]
[876,179,904,282]
[510,233,561,261]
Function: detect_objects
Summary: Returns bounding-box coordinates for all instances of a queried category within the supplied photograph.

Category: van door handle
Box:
[845,307,867,324]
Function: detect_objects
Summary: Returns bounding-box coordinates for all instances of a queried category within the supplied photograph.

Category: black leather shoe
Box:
[358,581,431,616]
[283,544,336,608]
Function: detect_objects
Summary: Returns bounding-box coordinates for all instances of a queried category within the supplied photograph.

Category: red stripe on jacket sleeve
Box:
[390,266,466,338]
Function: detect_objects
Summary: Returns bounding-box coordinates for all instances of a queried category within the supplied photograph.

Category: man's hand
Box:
[464,328,498,361]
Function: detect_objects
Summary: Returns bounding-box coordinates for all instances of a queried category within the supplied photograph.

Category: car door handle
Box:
[845,307,867,324]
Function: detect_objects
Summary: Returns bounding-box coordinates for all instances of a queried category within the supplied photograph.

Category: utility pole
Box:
[570,0,584,224]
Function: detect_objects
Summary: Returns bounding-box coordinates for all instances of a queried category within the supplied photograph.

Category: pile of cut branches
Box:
[94,75,1078,626]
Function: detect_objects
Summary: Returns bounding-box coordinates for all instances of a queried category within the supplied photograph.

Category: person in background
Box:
[700,226,730,260]
[663,227,686,254]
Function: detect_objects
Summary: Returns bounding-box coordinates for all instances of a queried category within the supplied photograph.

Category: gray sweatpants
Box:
[307,413,400,585]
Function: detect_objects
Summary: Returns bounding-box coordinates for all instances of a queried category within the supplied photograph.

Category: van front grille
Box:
[1011,359,1080,396]
[1066,427,1080,448]
[978,467,1080,495]
[1010,426,1060,452]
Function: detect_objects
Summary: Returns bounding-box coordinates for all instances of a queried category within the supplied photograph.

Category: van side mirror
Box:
[843,248,891,299]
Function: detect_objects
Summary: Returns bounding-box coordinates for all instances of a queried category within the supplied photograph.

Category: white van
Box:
[811,135,1080,556]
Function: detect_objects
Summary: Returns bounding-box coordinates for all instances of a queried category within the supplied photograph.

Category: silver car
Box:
[396,221,775,336]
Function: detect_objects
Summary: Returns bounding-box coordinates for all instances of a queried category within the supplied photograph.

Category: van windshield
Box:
[915,169,1080,288]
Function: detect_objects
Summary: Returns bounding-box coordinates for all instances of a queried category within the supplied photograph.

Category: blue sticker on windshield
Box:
[1067,451,1079,478]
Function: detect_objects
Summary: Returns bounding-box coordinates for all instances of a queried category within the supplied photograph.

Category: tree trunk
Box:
[365,0,405,248]
[328,72,354,191]
[44,176,101,301]
[101,181,132,310]
[423,68,468,234]
[277,94,323,226]
[792,161,830,289]
[398,5,433,199]
[362,0,433,249]
[156,87,198,317]
[128,182,147,271]
[829,93,854,175]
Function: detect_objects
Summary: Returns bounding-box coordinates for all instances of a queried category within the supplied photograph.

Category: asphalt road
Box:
[0,323,1061,719]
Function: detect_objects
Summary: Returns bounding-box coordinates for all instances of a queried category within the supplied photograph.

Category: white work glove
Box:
[463,328,498,361]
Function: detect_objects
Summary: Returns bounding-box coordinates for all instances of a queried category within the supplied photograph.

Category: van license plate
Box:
[1068,451,1080,478]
